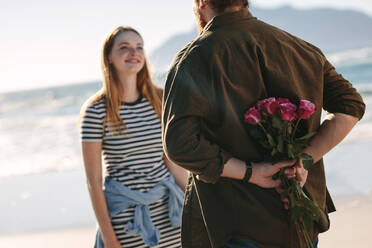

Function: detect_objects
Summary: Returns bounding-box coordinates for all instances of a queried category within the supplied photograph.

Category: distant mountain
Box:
[252,6,372,52]
[150,6,372,71]
[150,28,198,71]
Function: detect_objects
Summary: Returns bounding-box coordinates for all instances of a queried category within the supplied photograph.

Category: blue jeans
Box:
[225,237,319,248]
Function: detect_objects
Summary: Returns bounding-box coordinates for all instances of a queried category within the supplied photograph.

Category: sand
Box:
[0,226,97,248]
[319,195,372,248]
[1,195,371,248]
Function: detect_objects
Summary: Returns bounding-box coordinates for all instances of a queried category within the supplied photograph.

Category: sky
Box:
[1,0,372,93]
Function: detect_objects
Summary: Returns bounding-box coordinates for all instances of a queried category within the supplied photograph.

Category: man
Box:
[162,0,365,247]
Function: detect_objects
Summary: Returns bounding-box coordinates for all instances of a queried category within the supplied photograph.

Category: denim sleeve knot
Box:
[94,175,184,247]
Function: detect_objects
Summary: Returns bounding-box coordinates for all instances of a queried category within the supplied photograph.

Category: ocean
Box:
[0,47,372,234]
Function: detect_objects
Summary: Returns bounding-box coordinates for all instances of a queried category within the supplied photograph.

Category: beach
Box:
[1,155,372,248]
[1,51,372,247]
[320,195,372,248]
[1,98,372,248]
[0,227,96,248]
[1,194,371,247]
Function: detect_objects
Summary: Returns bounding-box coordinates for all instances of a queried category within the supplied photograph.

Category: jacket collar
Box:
[203,8,255,33]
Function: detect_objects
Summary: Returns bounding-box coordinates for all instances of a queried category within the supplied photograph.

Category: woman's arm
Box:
[81,142,121,248]
[163,155,189,191]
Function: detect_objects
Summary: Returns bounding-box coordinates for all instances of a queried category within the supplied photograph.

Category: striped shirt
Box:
[80,96,181,248]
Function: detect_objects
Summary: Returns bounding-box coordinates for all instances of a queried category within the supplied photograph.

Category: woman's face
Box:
[109,31,145,75]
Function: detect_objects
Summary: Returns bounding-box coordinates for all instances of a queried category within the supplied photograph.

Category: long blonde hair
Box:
[81,26,162,133]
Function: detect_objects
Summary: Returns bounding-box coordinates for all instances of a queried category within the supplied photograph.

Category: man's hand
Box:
[275,158,308,209]
[249,160,296,188]
[294,159,308,187]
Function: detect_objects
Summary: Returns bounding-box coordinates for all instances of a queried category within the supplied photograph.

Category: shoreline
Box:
[0,170,95,234]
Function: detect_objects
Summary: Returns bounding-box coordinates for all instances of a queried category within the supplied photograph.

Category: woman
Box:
[80,26,188,248]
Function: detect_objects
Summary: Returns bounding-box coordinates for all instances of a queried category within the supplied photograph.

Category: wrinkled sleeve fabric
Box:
[162,49,232,184]
[323,58,365,119]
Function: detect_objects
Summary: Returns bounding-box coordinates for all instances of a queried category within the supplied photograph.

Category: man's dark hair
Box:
[207,0,249,13]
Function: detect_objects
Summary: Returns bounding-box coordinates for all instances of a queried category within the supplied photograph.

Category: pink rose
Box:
[298,100,316,119]
[263,98,292,115]
[256,98,274,111]
[279,102,298,121]
[244,107,261,124]
[276,98,290,104]
[256,97,278,115]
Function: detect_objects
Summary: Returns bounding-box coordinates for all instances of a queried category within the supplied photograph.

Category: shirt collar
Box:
[202,8,255,33]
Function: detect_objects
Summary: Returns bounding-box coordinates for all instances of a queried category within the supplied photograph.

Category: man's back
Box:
[163,8,364,248]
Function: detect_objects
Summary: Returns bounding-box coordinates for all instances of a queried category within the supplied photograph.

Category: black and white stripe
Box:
[80,97,181,248]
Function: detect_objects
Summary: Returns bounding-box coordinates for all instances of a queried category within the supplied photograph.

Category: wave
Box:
[0,81,100,117]
[355,83,372,95]
[327,46,372,67]
[323,46,372,86]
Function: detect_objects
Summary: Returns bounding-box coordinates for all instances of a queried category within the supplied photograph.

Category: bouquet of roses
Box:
[244,97,320,248]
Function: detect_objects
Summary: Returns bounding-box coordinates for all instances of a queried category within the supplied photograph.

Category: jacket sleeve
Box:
[162,53,232,184]
[323,59,365,119]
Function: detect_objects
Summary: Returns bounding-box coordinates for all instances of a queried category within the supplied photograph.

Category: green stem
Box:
[284,121,288,138]
[291,118,302,142]
[258,122,268,134]
[300,221,314,248]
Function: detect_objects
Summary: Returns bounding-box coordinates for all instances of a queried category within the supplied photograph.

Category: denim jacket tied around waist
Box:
[94,174,184,247]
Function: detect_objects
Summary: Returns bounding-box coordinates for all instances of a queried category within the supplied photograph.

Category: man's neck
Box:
[223,5,244,13]
[205,6,244,23]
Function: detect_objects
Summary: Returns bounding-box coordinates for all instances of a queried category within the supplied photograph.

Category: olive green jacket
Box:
[162,8,365,248]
